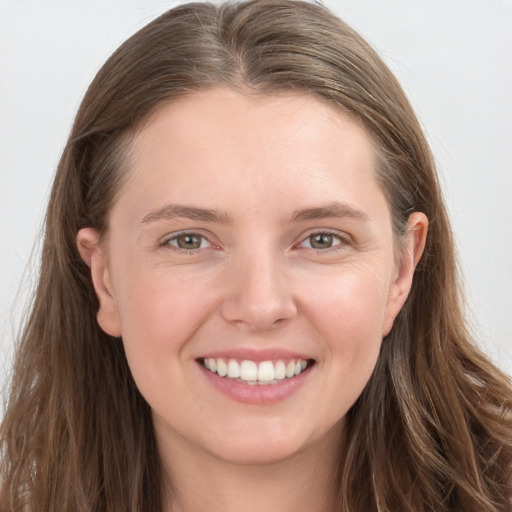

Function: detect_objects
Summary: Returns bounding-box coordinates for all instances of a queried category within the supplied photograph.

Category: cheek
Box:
[304,264,390,341]
[301,268,389,401]
[109,261,214,384]
[116,273,209,339]
[326,282,385,367]
[113,276,216,418]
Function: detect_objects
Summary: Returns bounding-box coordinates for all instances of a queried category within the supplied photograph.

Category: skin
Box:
[78,88,427,512]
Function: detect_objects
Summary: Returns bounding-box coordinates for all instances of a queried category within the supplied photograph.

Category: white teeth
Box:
[217,359,228,377]
[227,359,241,378]
[257,361,274,382]
[202,357,311,383]
[240,360,258,381]
[274,360,286,380]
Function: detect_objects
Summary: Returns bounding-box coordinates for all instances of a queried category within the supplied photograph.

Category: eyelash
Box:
[161,230,351,254]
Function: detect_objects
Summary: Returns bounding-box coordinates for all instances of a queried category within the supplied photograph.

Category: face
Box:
[79,88,425,467]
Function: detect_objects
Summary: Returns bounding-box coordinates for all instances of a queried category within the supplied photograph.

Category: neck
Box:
[158,427,342,512]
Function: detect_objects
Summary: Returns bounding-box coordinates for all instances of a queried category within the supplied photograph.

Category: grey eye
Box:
[168,233,207,250]
[298,232,345,250]
[309,233,334,249]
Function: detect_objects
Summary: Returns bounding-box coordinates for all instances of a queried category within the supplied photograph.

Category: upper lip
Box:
[198,348,313,362]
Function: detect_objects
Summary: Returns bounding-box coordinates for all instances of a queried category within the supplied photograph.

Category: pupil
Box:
[311,233,333,249]
[177,234,201,249]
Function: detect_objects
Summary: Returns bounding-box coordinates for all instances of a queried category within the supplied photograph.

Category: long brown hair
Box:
[1,1,511,511]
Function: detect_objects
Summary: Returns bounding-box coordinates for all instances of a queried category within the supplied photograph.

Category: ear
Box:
[77,228,122,337]
[382,212,428,336]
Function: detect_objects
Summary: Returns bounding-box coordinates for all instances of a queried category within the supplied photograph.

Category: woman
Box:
[1,1,511,511]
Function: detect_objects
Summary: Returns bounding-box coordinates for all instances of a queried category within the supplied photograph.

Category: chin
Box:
[208,436,306,466]
[199,416,341,467]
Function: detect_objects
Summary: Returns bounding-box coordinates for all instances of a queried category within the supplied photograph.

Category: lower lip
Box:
[199,363,313,405]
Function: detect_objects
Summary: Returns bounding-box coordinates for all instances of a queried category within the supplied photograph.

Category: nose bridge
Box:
[219,242,297,330]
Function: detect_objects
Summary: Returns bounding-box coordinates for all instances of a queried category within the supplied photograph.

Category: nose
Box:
[219,250,297,331]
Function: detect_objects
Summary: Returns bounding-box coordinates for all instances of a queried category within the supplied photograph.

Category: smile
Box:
[201,358,313,385]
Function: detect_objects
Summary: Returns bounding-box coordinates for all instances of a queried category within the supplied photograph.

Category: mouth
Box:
[198,357,315,385]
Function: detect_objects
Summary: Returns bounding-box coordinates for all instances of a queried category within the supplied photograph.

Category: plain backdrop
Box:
[1,0,511,400]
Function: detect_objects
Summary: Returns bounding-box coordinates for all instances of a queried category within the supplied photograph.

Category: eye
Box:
[165,232,211,251]
[298,231,345,250]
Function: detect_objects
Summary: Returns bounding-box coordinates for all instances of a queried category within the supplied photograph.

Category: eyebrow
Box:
[141,201,368,225]
[291,202,369,222]
[141,204,232,224]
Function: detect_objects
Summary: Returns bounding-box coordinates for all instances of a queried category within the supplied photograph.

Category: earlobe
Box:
[382,212,428,336]
[76,228,122,337]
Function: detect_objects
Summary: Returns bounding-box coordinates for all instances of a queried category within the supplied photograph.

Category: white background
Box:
[1,0,511,397]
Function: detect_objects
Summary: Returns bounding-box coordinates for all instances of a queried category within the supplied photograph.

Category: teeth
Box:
[274,360,286,380]
[202,357,311,383]
[227,359,241,378]
[217,359,228,377]
[257,361,274,382]
[240,360,257,381]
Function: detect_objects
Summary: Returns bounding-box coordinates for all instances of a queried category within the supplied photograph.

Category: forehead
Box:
[135,88,370,154]
[113,88,388,225]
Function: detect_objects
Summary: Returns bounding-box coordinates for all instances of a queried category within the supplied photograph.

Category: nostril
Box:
[272,317,291,328]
